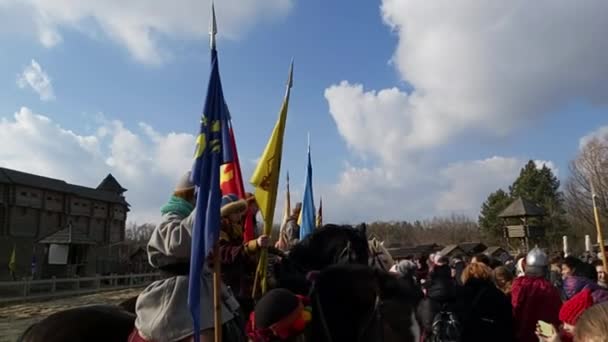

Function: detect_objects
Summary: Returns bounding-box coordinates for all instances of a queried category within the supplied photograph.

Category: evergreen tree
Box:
[509,160,568,249]
[478,189,512,244]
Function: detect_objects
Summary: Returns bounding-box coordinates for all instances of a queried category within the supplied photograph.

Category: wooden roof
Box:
[97,174,127,193]
[39,226,97,245]
[0,167,129,206]
[387,244,443,258]
[483,246,508,256]
[440,245,466,256]
[458,242,488,254]
[498,197,545,218]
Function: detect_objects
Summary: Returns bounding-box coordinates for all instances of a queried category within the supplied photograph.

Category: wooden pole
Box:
[212,243,222,342]
[592,192,608,274]
[252,248,267,299]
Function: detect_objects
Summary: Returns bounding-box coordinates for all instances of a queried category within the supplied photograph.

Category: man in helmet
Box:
[511,247,562,342]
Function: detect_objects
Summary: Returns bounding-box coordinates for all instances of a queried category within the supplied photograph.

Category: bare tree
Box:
[565,137,608,245]
[367,214,481,247]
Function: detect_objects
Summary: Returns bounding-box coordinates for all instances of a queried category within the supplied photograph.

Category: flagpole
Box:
[209,3,222,342]
[251,60,294,298]
[591,180,608,274]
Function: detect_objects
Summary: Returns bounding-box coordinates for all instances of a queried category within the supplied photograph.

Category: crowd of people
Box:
[380,248,608,342]
[129,171,608,342]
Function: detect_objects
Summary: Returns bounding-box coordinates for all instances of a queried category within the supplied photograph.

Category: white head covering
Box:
[516,257,525,277]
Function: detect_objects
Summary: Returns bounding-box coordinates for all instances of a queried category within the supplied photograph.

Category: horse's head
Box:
[272,223,370,294]
[369,238,395,272]
[309,264,421,342]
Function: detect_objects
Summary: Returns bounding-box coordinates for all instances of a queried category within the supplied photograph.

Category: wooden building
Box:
[387,243,444,260]
[498,197,545,252]
[0,167,129,280]
[439,245,467,258]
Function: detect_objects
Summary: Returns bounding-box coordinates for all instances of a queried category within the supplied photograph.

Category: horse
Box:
[270,223,370,294]
[368,238,395,272]
[17,223,371,341]
[305,264,422,342]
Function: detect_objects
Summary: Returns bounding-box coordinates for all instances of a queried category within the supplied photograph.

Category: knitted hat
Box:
[247,289,311,341]
[175,171,195,192]
[221,194,247,217]
[559,288,594,325]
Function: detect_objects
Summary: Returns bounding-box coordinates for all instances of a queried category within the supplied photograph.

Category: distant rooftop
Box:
[0,167,129,207]
[498,197,545,218]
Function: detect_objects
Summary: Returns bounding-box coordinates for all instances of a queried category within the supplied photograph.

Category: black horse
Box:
[17,223,370,342]
[270,223,370,294]
[306,264,422,342]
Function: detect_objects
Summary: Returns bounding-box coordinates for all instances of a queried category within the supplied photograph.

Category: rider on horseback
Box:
[217,193,270,316]
[132,172,244,342]
[276,203,302,251]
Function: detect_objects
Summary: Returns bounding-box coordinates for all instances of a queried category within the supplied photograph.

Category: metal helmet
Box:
[526,247,548,268]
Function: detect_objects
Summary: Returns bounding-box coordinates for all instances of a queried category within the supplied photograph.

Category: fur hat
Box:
[221,194,247,217]
[175,171,195,192]
[559,288,594,325]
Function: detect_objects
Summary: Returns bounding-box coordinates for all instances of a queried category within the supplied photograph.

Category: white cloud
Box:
[326,1,608,163]
[322,1,607,222]
[534,159,559,178]
[580,125,608,149]
[0,106,561,225]
[0,0,294,64]
[0,107,197,223]
[436,157,523,215]
[16,60,55,101]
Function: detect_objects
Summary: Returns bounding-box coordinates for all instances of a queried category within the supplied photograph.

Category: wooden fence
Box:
[0,273,160,304]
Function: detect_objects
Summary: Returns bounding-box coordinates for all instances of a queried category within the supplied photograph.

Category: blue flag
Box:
[299,142,316,240]
[188,46,232,341]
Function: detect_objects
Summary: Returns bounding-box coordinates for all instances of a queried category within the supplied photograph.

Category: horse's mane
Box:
[287,224,369,270]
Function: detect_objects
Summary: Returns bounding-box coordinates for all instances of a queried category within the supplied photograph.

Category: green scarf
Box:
[160,195,194,218]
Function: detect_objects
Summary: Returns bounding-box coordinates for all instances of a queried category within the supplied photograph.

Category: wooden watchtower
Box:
[498,197,546,253]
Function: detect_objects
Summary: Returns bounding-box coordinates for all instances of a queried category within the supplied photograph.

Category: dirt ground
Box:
[0,288,141,342]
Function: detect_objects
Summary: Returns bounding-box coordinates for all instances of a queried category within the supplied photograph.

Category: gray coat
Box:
[279,218,300,250]
[135,209,240,342]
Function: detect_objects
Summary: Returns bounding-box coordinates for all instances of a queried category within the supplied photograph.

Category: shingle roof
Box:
[458,242,487,254]
[97,174,127,193]
[38,226,97,245]
[0,167,129,206]
[387,244,444,258]
[483,246,507,256]
[439,245,465,256]
[498,197,545,218]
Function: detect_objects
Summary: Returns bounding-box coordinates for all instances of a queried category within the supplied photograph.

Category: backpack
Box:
[430,304,462,342]
[429,287,487,342]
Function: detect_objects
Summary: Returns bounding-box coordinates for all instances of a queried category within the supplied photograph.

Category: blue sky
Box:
[1,0,607,224]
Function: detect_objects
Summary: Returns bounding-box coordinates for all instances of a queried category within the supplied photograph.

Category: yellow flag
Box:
[8,245,16,273]
[251,61,293,296]
[250,61,293,236]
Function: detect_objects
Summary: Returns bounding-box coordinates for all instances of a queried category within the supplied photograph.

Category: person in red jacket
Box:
[511,247,562,342]
[536,288,594,342]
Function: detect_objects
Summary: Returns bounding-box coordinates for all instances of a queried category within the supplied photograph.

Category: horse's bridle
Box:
[370,250,388,272]
[334,241,357,264]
